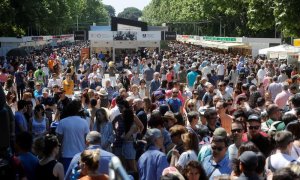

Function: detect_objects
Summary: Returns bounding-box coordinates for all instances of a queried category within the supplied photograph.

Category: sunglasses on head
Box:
[231,129,243,133]
[248,125,260,130]
[211,146,225,152]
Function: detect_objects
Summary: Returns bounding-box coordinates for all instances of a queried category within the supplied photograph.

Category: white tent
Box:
[259,44,300,55]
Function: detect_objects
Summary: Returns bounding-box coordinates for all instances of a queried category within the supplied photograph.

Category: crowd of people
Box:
[0,41,300,180]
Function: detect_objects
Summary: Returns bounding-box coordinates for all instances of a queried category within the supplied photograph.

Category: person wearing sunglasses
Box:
[242,114,273,157]
[202,136,231,180]
[228,121,244,161]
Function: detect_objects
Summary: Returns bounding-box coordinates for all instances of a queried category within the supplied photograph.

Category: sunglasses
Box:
[211,146,225,152]
[248,125,260,130]
[231,129,243,133]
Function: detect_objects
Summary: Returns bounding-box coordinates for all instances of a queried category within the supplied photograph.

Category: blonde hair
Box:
[80,149,100,171]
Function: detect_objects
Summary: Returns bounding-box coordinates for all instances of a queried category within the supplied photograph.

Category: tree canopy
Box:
[105,5,116,17]
[117,7,143,21]
[0,0,109,36]
[142,0,300,38]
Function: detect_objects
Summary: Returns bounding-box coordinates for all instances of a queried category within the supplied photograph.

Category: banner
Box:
[269,52,279,59]
[89,31,113,41]
[74,31,86,41]
[162,32,177,40]
[113,31,137,40]
[81,48,90,60]
[137,31,161,41]
[91,41,113,47]
[294,39,300,47]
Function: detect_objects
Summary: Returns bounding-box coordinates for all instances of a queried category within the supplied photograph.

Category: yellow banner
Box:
[294,39,300,47]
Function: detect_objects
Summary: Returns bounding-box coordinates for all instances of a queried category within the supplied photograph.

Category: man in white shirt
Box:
[216,61,225,81]
[257,66,266,84]
[48,73,62,89]
[202,63,213,78]
[268,76,282,101]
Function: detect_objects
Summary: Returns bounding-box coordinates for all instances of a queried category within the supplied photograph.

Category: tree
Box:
[104,5,116,17]
[117,7,142,21]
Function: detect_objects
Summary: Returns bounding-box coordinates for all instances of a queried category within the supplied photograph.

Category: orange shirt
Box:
[63,79,74,95]
[48,59,54,70]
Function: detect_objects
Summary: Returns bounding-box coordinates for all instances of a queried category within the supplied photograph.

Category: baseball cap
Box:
[248,114,261,122]
[239,151,258,167]
[213,127,227,138]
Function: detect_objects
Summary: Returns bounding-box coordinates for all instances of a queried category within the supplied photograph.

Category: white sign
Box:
[89,31,113,41]
[279,53,288,59]
[91,41,113,47]
[117,24,142,31]
[137,31,161,41]
[269,52,279,59]
[137,41,160,47]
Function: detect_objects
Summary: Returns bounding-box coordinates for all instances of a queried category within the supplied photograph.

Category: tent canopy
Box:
[259,44,300,55]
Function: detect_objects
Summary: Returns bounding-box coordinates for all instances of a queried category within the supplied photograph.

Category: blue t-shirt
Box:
[15,112,28,134]
[18,152,39,180]
[167,98,182,113]
[187,71,198,87]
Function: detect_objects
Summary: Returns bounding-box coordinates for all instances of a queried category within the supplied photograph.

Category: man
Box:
[278,69,288,83]
[55,88,70,120]
[14,65,26,100]
[167,88,183,114]
[186,111,201,142]
[275,83,291,110]
[15,100,28,135]
[265,131,299,172]
[150,72,161,95]
[186,65,198,90]
[65,131,115,180]
[56,99,90,171]
[268,76,282,101]
[242,114,273,157]
[238,151,260,180]
[143,63,155,89]
[216,81,232,101]
[47,73,62,90]
[285,93,300,115]
[261,104,283,133]
[216,101,233,134]
[228,121,244,161]
[202,84,214,107]
[38,88,55,121]
[34,65,46,85]
[133,99,147,137]
[202,136,232,180]
[33,82,43,98]
[138,128,169,180]
[202,62,212,79]
[204,109,219,137]
[216,61,225,81]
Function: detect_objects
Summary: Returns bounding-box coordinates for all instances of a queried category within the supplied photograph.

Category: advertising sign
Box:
[137,31,161,41]
[74,31,86,41]
[113,31,137,40]
[162,32,177,40]
[294,39,300,47]
[89,31,113,41]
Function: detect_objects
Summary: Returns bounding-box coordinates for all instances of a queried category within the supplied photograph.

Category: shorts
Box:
[122,141,136,160]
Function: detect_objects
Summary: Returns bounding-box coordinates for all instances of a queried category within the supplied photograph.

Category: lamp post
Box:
[76,15,79,31]
[219,16,222,37]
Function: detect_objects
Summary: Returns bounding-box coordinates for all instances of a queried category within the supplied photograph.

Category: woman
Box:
[173,132,199,172]
[228,66,239,85]
[26,70,35,90]
[6,91,17,113]
[286,121,300,159]
[62,73,74,98]
[182,161,207,180]
[88,99,98,130]
[129,84,141,99]
[79,149,109,180]
[184,99,197,115]
[36,134,64,180]
[139,79,149,98]
[122,105,143,172]
[93,108,114,152]
[31,104,49,138]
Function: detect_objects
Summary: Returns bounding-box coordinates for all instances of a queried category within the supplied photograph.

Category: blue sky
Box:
[102,0,152,15]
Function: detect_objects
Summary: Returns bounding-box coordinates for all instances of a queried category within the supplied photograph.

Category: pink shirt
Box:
[274,90,290,109]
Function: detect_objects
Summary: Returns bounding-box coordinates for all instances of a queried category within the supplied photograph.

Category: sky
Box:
[102,0,152,15]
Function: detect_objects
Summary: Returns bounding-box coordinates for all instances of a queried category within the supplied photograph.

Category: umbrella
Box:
[6,48,29,57]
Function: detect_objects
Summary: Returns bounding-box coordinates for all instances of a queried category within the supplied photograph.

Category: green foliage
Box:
[104,5,116,17]
[117,7,142,21]
[0,0,109,36]
[142,0,300,38]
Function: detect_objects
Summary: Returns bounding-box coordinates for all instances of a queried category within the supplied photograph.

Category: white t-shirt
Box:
[228,144,238,161]
[266,153,299,171]
[217,64,225,76]
[48,78,62,88]
[176,150,198,168]
[257,69,266,80]
[56,116,90,158]
[202,66,212,78]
